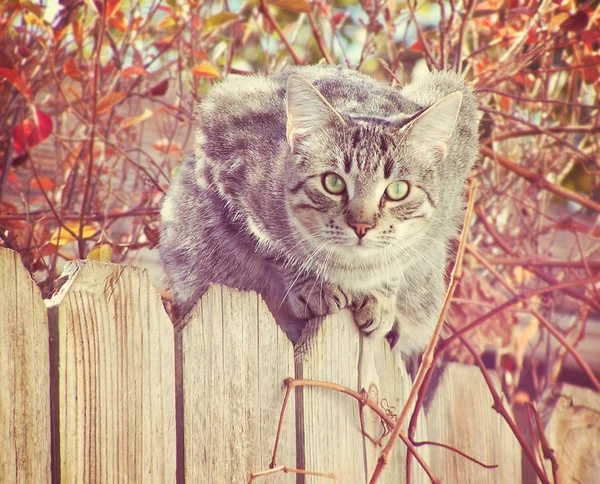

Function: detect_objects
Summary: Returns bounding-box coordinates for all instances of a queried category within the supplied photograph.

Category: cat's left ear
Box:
[405,91,462,160]
[286,74,346,151]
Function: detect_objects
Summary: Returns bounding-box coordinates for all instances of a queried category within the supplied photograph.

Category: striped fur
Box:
[159,65,479,358]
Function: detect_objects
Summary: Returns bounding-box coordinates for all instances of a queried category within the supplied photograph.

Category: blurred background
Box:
[0,0,598,401]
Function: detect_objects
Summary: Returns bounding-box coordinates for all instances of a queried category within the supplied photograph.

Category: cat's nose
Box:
[349,221,374,239]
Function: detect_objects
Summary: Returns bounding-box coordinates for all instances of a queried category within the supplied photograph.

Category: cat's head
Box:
[284,74,462,263]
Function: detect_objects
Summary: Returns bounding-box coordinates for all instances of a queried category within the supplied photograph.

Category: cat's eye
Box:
[385,181,410,201]
[322,173,346,195]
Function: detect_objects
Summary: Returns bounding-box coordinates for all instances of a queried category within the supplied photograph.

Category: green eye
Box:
[323,173,346,195]
[385,181,410,201]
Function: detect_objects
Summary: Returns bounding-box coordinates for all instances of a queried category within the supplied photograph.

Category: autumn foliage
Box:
[0,1,599,476]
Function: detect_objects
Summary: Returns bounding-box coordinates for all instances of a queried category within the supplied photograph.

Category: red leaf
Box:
[12,109,54,154]
[560,10,589,32]
[147,78,169,96]
[0,67,33,98]
[0,49,14,69]
[408,39,423,52]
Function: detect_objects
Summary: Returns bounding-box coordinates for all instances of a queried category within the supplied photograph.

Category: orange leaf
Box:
[96,91,126,115]
[0,67,33,98]
[108,14,127,32]
[192,50,210,61]
[152,138,182,154]
[63,57,84,80]
[269,0,311,13]
[121,108,153,128]
[548,12,569,31]
[106,0,122,17]
[30,175,55,191]
[122,66,148,77]
[191,63,221,79]
[158,16,177,30]
[49,222,98,246]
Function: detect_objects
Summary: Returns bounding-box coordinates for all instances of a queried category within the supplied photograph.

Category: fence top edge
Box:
[44,259,151,308]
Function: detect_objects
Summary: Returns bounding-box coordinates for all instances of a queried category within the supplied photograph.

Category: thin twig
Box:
[258,0,303,65]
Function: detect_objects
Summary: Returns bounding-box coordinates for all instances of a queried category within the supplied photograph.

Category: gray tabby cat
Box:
[159,65,479,357]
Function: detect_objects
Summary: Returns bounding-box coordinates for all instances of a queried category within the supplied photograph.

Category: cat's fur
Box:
[159,65,479,357]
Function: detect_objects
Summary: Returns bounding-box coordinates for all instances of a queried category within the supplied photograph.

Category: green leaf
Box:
[205,12,238,30]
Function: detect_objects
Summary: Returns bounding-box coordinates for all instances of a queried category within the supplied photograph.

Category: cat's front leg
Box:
[286,276,353,320]
[352,290,397,337]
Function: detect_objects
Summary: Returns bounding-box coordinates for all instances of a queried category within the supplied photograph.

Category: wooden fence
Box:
[2,246,599,483]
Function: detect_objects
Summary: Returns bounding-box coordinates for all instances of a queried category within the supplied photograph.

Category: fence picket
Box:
[46,260,176,483]
[0,248,51,484]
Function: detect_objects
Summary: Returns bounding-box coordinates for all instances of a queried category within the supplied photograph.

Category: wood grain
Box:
[0,248,51,484]
[540,383,600,483]
[46,260,176,483]
[425,363,522,483]
[296,311,421,483]
[181,285,296,483]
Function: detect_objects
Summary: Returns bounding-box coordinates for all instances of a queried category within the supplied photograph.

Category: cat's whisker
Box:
[279,237,331,310]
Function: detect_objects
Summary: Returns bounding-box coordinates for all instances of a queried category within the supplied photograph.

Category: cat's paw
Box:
[287,283,351,319]
[352,293,395,336]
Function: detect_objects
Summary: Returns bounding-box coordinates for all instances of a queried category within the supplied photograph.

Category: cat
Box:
[159,65,479,358]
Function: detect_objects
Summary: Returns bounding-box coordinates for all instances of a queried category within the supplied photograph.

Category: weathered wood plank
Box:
[46,260,176,483]
[181,285,296,483]
[425,363,522,482]
[540,383,600,483]
[0,248,51,484]
[296,311,420,483]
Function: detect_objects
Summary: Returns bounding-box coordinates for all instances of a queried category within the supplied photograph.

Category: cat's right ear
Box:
[286,75,345,152]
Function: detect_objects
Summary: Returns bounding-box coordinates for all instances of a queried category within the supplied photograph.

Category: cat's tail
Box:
[401,70,478,118]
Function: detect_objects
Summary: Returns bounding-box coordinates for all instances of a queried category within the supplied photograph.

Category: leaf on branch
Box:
[12,109,53,154]
[106,0,122,17]
[548,12,569,31]
[122,66,149,77]
[153,138,182,154]
[0,66,33,98]
[269,0,312,14]
[191,62,221,79]
[19,0,44,19]
[49,222,98,247]
[30,175,55,191]
[96,91,126,115]
[157,16,177,30]
[560,10,589,32]
[63,58,84,80]
[87,244,113,261]
[205,12,238,30]
[108,12,127,32]
[121,108,153,128]
[147,79,169,96]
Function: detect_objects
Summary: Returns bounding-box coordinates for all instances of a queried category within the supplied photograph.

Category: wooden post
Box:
[295,312,427,483]
[425,363,522,483]
[46,260,176,483]
[0,248,51,484]
[181,285,296,482]
[539,383,600,483]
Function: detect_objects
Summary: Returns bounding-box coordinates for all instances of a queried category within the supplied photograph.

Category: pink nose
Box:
[349,222,374,239]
